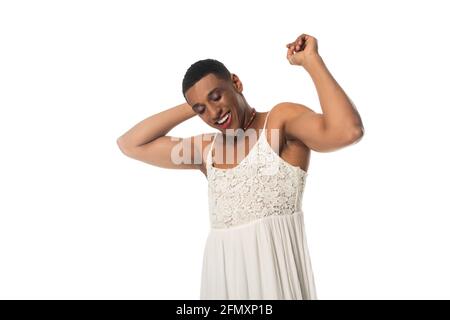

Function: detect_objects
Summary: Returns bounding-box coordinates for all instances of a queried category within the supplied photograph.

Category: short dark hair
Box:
[182,58,232,98]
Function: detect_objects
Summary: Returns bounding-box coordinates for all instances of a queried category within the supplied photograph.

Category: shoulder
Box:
[270,102,315,128]
[271,101,313,119]
[269,102,319,143]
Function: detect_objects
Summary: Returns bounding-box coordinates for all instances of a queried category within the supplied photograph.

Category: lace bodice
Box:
[206,108,308,229]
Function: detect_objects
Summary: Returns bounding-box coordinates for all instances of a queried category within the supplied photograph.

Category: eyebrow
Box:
[192,87,221,109]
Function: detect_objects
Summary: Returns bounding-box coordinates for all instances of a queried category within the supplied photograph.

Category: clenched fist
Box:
[286,33,319,67]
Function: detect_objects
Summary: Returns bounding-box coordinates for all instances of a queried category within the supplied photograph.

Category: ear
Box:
[231,73,243,93]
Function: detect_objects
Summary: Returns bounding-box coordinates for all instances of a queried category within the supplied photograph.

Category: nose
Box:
[212,109,224,123]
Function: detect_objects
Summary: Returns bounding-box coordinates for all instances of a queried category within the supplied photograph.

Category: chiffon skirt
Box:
[200,210,317,300]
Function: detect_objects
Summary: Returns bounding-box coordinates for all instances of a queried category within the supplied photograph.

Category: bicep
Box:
[281,102,353,152]
[118,134,205,169]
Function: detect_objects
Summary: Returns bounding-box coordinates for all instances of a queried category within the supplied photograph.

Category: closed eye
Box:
[193,106,204,114]
[192,95,221,114]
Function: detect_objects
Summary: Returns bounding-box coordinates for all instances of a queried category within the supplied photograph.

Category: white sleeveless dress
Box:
[200,108,317,300]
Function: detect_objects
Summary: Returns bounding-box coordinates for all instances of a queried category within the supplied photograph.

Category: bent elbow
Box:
[346,126,364,144]
[117,137,133,156]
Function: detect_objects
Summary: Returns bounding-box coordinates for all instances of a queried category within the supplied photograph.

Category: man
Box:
[117,33,363,176]
[117,33,364,299]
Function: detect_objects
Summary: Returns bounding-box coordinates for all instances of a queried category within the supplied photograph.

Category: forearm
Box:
[117,102,196,148]
[304,55,363,133]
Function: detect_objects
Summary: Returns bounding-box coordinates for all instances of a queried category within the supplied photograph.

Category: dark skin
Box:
[117,34,364,179]
[184,73,259,139]
[184,72,308,174]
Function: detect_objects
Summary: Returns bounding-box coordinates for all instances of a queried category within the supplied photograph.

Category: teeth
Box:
[216,112,230,125]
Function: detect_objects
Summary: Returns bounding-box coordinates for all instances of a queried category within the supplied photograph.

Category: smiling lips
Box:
[216,111,232,129]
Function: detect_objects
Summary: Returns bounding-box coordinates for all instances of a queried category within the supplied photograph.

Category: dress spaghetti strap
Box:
[207,132,219,168]
[262,107,273,130]
[261,107,274,139]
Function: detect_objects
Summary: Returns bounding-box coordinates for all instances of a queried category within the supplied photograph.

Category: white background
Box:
[1,0,449,299]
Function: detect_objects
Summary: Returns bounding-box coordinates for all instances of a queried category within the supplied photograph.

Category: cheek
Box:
[200,115,210,123]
